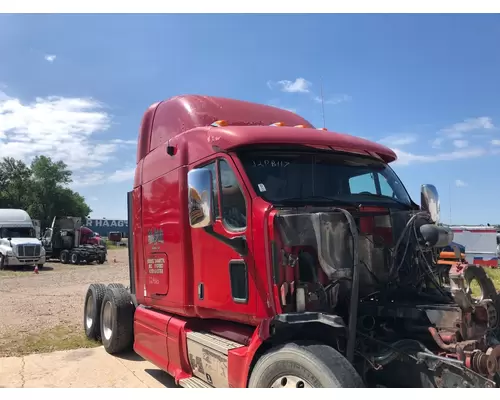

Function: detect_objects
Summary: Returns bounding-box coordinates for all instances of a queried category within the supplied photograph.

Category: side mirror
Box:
[421,184,440,223]
[187,168,214,229]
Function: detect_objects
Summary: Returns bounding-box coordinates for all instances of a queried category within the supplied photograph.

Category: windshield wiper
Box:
[274,195,360,208]
[355,193,412,208]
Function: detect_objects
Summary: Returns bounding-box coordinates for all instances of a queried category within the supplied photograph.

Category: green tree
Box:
[0,155,92,228]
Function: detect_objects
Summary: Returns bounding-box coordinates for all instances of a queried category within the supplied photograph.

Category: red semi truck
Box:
[84,95,500,388]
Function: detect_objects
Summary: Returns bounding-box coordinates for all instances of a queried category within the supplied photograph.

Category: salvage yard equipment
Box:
[84,95,500,388]
[43,216,107,265]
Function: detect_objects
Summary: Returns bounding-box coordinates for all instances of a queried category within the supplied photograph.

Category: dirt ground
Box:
[0,249,129,357]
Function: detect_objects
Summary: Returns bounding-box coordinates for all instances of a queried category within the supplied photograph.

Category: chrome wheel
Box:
[270,375,312,388]
[85,295,94,329]
[102,300,113,341]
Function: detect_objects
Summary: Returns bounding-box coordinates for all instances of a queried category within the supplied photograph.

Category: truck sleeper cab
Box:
[83,95,500,389]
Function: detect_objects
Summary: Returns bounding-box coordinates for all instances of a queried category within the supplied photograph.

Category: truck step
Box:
[178,376,213,388]
[186,331,242,355]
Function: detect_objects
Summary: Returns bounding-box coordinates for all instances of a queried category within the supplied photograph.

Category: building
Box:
[83,219,128,238]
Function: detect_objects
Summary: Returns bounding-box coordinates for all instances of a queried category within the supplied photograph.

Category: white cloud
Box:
[272,78,311,93]
[439,117,494,139]
[455,179,467,187]
[492,139,500,146]
[44,54,56,63]
[111,139,137,145]
[453,139,469,148]
[108,167,135,183]
[313,94,352,105]
[379,134,417,147]
[392,147,486,166]
[0,90,116,171]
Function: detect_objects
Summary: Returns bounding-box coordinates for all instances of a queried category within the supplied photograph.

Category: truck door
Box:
[191,155,256,322]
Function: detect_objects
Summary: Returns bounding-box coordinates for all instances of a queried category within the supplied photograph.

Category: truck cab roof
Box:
[136,95,396,166]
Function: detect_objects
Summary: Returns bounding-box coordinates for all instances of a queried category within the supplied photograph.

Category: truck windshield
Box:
[0,227,36,238]
[238,151,412,207]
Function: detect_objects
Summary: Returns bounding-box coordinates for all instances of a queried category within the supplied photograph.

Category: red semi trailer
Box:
[84,95,500,388]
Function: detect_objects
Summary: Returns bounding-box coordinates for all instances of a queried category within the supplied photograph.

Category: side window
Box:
[199,162,219,218]
[219,159,247,230]
[378,174,395,198]
[349,173,377,194]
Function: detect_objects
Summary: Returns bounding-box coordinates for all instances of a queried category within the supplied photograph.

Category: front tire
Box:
[84,283,107,340]
[37,264,44,270]
[248,341,364,388]
[100,287,135,354]
[0,254,5,270]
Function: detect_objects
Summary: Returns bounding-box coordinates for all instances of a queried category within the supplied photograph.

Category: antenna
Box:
[449,181,452,225]
[320,78,326,128]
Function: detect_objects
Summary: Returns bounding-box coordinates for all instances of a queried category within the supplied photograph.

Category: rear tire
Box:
[100,287,135,354]
[248,341,364,388]
[0,254,5,270]
[60,250,69,264]
[107,283,125,290]
[84,283,107,340]
[70,252,80,265]
[97,253,106,264]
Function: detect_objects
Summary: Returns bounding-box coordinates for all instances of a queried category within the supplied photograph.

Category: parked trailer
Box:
[84,95,500,388]
[448,226,499,268]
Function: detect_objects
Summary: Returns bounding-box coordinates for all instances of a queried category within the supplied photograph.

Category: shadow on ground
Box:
[116,351,179,388]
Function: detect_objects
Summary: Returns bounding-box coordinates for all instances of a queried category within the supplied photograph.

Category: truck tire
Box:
[248,341,364,388]
[100,287,135,354]
[107,283,125,290]
[84,283,107,340]
[37,264,44,270]
[70,252,80,265]
[97,253,106,264]
[0,254,5,270]
[60,250,69,264]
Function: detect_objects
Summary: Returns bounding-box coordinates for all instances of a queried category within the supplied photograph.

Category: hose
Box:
[327,208,359,363]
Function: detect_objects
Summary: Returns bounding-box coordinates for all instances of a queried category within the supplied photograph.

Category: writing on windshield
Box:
[239,151,412,206]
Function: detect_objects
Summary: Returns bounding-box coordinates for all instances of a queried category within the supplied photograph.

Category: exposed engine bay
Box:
[273,207,500,388]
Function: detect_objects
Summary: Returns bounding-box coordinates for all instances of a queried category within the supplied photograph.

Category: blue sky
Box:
[0,13,499,224]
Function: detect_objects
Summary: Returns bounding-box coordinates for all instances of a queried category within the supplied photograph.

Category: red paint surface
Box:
[131,95,400,386]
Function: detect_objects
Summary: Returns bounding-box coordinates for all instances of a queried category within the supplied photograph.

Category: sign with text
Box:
[85,219,128,228]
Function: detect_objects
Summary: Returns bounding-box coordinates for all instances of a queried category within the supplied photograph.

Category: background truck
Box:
[42,216,107,265]
[83,95,500,388]
[445,226,499,268]
[0,209,45,270]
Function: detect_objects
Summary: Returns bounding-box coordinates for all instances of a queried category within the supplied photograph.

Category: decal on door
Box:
[146,253,169,295]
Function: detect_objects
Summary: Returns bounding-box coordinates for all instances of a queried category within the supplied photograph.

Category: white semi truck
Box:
[0,209,46,270]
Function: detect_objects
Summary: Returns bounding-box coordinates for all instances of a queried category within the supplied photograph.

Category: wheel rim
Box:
[102,300,113,341]
[270,375,312,388]
[85,295,94,329]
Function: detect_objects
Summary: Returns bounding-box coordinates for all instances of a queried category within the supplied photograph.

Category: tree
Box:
[0,155,92,228]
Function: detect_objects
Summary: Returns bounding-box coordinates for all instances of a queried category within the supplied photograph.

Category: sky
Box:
[0,13,499,224]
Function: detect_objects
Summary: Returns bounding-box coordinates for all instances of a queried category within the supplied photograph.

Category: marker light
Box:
[270,122,285,127]
[294,124,307,128]
[211,120,228,127]
[317,128,327,131]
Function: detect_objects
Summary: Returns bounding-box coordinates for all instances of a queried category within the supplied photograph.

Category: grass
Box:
[0,324,100,358]
[470,266,500,297]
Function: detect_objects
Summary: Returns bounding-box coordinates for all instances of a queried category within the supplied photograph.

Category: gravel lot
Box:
[0,249,130,356]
